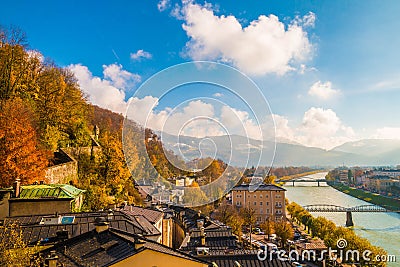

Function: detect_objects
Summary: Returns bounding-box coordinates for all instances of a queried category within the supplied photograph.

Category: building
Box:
[0,180,85,220]
[35,224,209,267]
[231,184,286,224]
[373,169,400,178]
[365,176,400,193]
[339,170,349,183]
[177,208,292,267]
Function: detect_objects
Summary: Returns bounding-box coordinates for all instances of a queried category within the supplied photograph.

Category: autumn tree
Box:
[0,98,47,186]
[274,220,294,249]
[240,207,256,244]
[260,217,275,240]
[0,223,40,267]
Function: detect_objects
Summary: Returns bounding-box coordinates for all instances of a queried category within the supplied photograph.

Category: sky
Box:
[2,0,400,150]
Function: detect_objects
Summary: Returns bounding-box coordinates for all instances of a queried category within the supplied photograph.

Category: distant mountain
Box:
[159,133,400,167]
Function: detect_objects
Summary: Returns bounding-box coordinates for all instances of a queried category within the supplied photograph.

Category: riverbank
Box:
[327,181,400,210]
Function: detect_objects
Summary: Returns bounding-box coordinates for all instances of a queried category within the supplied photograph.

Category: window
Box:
[259,194,262,198]
[254,195,256,198]
[260,202,263,205]
[254,201,257,205]
[260,209,263,213]
[276,194,281,198]
[266,202,269,206]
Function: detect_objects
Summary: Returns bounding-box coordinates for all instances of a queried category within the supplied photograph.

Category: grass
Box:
[328,182,400,210]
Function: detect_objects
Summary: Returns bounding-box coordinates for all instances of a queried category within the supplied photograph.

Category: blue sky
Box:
[2,0,400,149]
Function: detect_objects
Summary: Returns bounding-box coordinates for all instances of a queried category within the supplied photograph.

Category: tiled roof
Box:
[3,211,160,246]
[232,184,286,191]
[202,253,293,267]
[9,184,85,199]
[117,205,163,224]
[37,229,208,267]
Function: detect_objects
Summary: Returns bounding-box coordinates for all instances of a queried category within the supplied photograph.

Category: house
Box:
[35,224,209,267]
[365,176,400,193]
[176,208,292,267]
[231,184,286,224]
[0,180,85,220]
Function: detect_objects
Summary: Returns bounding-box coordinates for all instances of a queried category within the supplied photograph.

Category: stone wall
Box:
[45,149,78,184]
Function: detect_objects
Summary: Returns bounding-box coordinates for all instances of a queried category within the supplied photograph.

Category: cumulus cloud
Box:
[157,0,169,11]
[130,49,153,61]
[296,107,355,149]
[308,81,340,100]
[103,63,141,90]
[179,2,313,75]
[69,63,141,113]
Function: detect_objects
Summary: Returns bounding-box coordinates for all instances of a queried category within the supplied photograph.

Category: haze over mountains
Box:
[160,133,400,167]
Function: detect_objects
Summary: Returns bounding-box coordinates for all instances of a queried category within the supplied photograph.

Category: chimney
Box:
[134,238,146,250]
[13,179,21,198]
[94,217,108,233]
[39,180,44,185]
[45,251,58,267]
[200,227,206,246]
[196,219,204,229]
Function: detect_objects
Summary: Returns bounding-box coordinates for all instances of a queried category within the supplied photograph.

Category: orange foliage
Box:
[0,98,47,186]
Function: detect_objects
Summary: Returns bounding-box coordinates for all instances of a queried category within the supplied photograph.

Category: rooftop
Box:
[6,184,85,200]
[232,184,286,191]
[36,228,207,267]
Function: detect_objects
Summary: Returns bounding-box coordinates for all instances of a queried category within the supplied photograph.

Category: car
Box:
[291,262,303,267]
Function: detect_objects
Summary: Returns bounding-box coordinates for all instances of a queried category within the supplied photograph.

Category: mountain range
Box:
[159,133,400,167]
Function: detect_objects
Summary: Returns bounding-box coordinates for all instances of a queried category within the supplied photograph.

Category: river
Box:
[284,172,400,266]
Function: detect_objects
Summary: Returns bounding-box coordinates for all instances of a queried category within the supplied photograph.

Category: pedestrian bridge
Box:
[303,204,400,226]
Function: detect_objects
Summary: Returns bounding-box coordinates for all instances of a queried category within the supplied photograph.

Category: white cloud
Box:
[130,49,153,61]
[69,64,141,113]
[179,3,313,75]
[157,0,169,11]
[103,63,141,90]
[213,92,223,97]
[308,81,340,100]
[373,127,400,139]
[296,107,355,149]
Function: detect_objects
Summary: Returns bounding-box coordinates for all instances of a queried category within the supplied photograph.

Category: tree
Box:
[348,169,353,184]
[0,223,40,267]
[0,98,47,186]
[240,207,256,245]
[264,175,277,184]
[274,220,294,249]
[214,201,235,225]
[260,217,275,240]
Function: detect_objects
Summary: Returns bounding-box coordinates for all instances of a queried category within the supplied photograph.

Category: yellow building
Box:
[231,184,286,224]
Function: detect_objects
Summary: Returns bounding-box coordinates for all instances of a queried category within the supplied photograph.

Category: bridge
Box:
[277,178,328,187]
[303,204,400,227]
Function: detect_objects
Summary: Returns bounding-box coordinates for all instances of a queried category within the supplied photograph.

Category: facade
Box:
[231,184,286,224]
[373,169,400,178]
[339,170,349,183]
[366,176,400,193]
[0,181,85,220]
